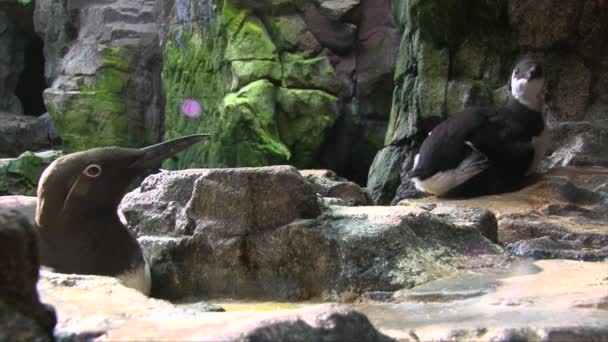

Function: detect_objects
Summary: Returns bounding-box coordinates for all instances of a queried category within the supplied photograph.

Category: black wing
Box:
[410,108,488,180]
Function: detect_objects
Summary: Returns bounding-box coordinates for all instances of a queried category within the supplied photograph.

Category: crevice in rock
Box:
[14,16,47,117]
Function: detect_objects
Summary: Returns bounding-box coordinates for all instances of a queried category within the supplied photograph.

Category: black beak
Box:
[129,134,210,171]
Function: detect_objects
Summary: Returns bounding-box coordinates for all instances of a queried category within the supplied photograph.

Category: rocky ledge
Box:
[402,167,608,261]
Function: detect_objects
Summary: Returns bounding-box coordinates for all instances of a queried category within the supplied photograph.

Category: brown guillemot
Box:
[35,134,209,295]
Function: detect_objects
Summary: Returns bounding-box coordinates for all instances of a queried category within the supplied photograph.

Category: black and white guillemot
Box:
[35,134,209,295]
[410,58,549,197]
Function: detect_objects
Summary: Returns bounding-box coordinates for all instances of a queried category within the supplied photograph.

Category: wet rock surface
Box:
[0,201,56,341]
[38,270,392,341]
[357,260,608,341]
[36,259,608,341]
[402,167,608,261]
[120,166,504,301]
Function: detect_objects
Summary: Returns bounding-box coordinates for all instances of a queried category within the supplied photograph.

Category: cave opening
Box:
[14,33,47,117]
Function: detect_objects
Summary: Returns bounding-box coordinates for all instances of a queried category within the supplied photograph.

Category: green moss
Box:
[218,80,290,166]
[266,15,308,52]
[17,0,32,6]
[224,7,277,61]
[44,46,144,152]
[277,88,339,167]
[230,60,282,90]
[281,53,341,94]
[162,18,230,169]
[0,151,63,196]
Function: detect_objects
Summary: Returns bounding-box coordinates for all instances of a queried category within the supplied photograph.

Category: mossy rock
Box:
[230,60,282,90]
[44,47,142,153]
[281,53,342,95]
[0,151,63,196]
[218,80,290,166]
[266,15,308,51]
[277,88,340,168]
[162,22,229,169]
[223,4,277,61]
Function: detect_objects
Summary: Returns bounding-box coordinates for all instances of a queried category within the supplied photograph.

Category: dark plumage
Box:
[410,58,548,197]
[35,134,209,294]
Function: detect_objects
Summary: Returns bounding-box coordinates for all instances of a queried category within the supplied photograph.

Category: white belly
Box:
[526,128,550,175]
[413,149,488,196]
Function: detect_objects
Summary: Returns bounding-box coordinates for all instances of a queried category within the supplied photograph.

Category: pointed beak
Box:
[129,134,210,171]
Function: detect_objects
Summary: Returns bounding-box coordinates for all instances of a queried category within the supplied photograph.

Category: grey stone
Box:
[121,166,504,301]
[507,236,608,261]
[300,169,373,206]
[0,203,56,341]
[367,145,405,205]
[0,112,61,158]
[243,309,394,342]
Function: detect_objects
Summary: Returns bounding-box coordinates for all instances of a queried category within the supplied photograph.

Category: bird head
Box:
[35,134,209,228]
[510,58,545,111]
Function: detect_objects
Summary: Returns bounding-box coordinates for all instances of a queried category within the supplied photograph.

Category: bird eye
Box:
[83,164,102,178]
[514,68,519,75]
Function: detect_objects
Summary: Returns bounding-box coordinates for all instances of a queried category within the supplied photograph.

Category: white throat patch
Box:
[511,74,544,111]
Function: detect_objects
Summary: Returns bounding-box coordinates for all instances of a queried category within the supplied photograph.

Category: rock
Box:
[367,145,405,205]
[121,166,504,301]
[0,150,63,196]
[300,169,373,206]
[359,260,608,341]
[402,167,608,261]
[0,202,56,341]
[35,0,164,152]
[506,236,608,261]
[277,88,340,167]
[281,53,343,95]
[0,112,61,158]
[38,269,392,341]
[318,0,360,20]
[218,80,291,166]
[0,195,37,225]
[230,60,282,91]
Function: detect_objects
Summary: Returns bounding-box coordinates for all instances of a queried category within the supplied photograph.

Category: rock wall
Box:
[161,0,399,184]
[368,0,608,204]
[34,0,165,152]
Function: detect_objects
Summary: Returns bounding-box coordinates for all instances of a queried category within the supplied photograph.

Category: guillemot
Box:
[35,134,209,295]
[410,58,548,197]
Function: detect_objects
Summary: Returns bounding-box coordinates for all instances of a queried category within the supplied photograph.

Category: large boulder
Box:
[120,166,503,301]
[0,198,56,341]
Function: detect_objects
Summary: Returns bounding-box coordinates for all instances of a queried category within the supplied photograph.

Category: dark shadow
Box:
[14,34,47,117]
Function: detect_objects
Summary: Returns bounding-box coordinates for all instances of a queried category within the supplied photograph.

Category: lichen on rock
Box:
[0,150,63,196]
